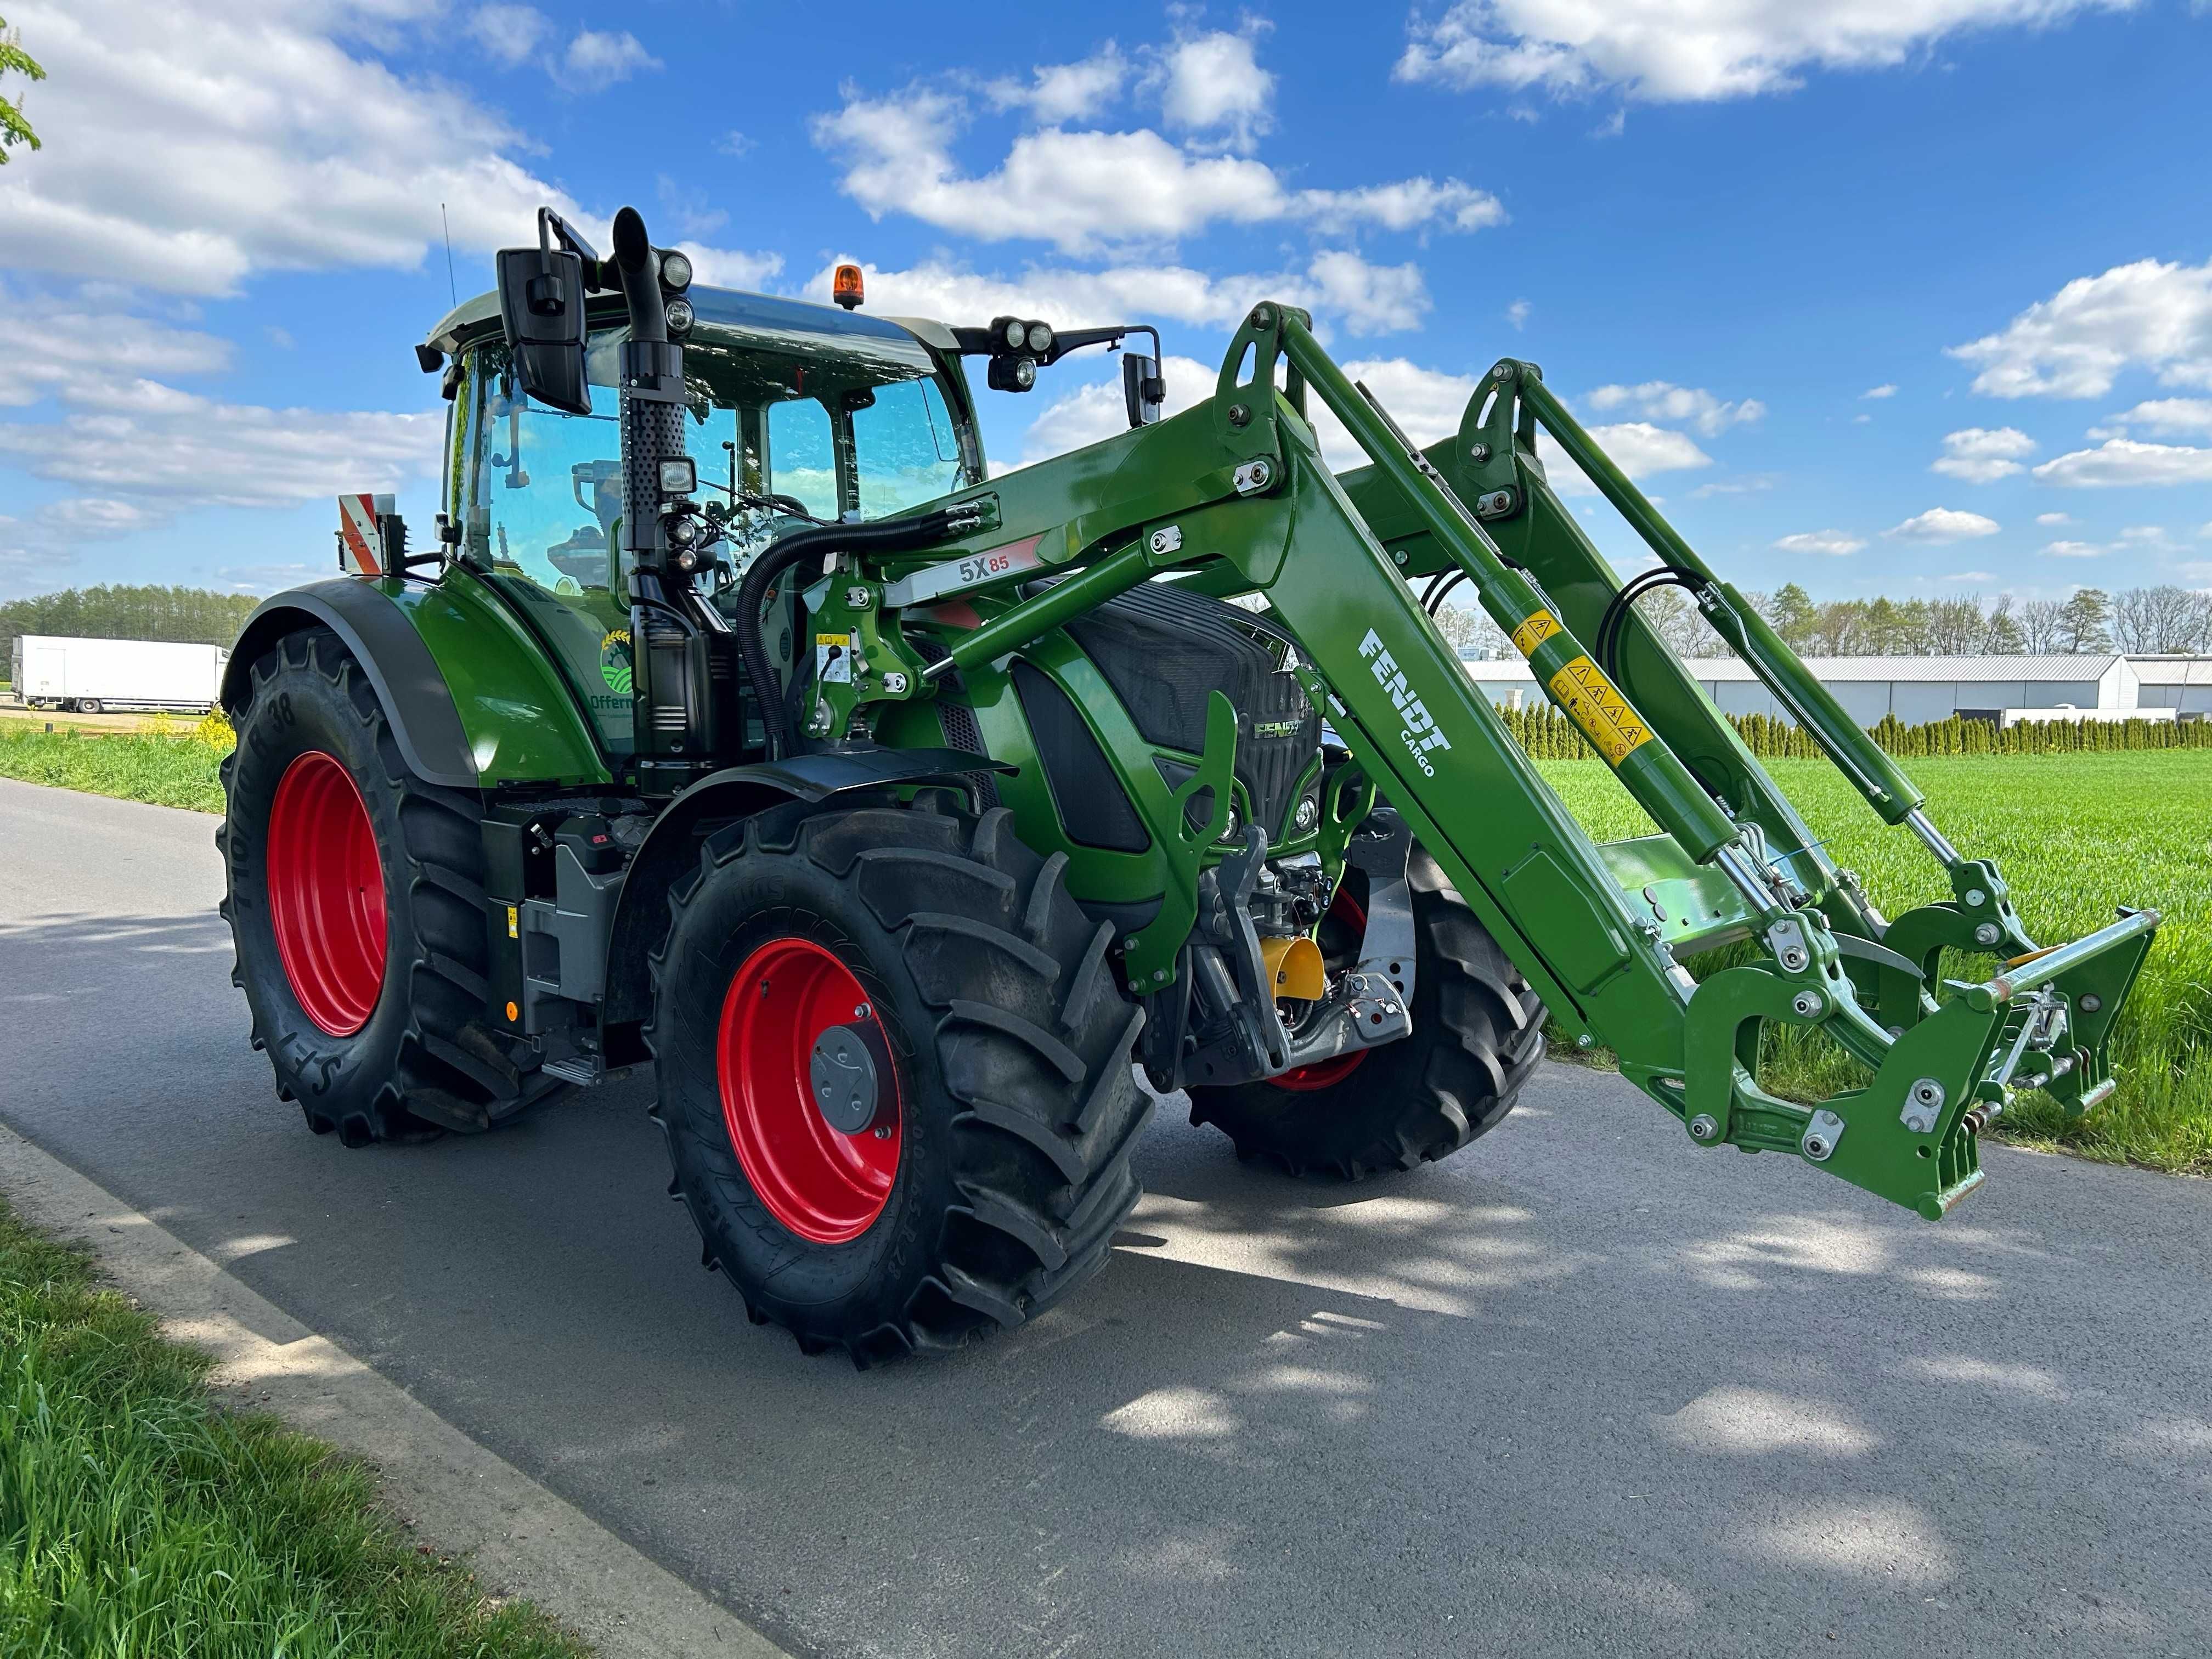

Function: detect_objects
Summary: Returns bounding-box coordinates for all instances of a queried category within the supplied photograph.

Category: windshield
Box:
[458,306,977,754]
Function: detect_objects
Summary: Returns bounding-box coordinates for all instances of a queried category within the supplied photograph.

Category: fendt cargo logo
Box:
[1358,629,1454,776]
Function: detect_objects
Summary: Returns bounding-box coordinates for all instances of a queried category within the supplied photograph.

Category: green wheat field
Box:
[1539,750,2212,1173]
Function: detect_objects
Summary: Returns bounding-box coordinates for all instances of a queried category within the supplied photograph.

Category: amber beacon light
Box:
[832,263,865,309]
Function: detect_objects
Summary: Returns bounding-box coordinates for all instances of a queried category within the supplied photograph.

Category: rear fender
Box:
[600,747,1013,1030]
[224,577,607,788]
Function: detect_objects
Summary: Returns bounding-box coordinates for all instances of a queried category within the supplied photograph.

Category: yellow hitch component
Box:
[1261,936,1327,1002]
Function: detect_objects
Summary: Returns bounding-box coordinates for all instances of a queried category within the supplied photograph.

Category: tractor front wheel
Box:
[649,802,1152,1366]
[1188,846,1545,1178]
[218,627,565,1145]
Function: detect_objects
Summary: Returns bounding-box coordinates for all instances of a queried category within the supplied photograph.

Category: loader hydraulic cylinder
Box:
[1279,318,1743,866]
[1512,375,1926,827]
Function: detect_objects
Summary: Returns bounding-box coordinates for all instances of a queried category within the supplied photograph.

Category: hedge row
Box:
[1489,699,2212,760]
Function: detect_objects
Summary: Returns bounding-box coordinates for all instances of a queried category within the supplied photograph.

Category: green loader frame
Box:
[818,302,2158,1222]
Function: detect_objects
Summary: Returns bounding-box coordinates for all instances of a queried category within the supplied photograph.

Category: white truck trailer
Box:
[9,636,229,714]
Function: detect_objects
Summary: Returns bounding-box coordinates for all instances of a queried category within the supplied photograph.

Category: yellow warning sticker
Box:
[1546,654,1654,766]
[1511,608,1562,658]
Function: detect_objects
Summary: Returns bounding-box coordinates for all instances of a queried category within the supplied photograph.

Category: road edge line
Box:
[0,1120,792,1659]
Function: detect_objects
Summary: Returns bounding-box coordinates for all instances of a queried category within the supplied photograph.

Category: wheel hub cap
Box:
[718,938,900,1244]
[266,749,386,1037]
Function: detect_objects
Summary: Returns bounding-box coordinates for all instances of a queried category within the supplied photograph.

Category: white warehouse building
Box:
[1460,654,2212,726]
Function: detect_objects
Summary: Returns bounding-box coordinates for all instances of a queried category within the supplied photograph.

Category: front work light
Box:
[1025,321,1053,355]
[664,296,695,335]
[659,249,693,290]
[833,263,865,309]
[659,457,697,495]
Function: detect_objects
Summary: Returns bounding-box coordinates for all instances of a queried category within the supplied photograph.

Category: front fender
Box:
[600,747,1011,1028]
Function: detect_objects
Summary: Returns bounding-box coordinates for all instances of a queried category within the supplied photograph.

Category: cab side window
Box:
[766,398,838,520]
[464,345,635,754]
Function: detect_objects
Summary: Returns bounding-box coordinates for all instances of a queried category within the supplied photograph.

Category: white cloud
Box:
[678,243,786,292]
[2041,539,2105,557]
[1018,354,1216,464]
[1294,178,1506,235]
[466,3,547,66]
[0,390,440,510]
[1507,298,1532,330]
[1156,27,1275,153]
[0,291,441,530]
[806,249,1432,337]
[1861,383,1898,399]
[554,29,659,93]
[1774,529,1865,556]
[0,296,232,407]
[1542,423,1713,498]
[1949,256,2212,399]
[1944,571,1996,582]
[1887,507,2001,542]
[0,0,588,295]
[1691,475,1776,496]
[1931,425,2036,482]
[809,84,1502,255]
[2031,439,2212,487]
[1395,1,2134,103]
[14,498,171,539]
[987,46,1130,124]
[1585,380,1765,436]
[2036,510,2073,525]
[2095,397,2212,436]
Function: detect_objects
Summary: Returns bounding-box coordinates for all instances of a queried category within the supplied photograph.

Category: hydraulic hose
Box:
[1594,564,1712,679]
[734,507,980,759]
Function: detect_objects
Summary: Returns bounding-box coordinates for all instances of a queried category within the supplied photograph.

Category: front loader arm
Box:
[820,302,2158,1221]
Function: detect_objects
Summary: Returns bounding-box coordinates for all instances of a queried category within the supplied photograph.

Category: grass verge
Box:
[0,1194,589,1657]
[1538,751,2212,1176]
[0,720,227,814]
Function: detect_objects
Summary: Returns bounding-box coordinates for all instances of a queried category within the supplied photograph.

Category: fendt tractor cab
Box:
[217,205,2160,1364]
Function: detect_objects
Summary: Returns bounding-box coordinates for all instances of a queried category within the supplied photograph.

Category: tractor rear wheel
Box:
[649,801,1152,1366]
[218,627,566,1145]
[1188,845,1545,1178]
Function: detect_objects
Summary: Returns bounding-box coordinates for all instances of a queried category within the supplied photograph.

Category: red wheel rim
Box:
[717,937,901,1244]
[1268,887,1373,1092]
[266,749,387,1037]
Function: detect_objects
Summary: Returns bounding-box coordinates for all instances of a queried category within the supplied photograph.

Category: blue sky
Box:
[3,0,2210,605]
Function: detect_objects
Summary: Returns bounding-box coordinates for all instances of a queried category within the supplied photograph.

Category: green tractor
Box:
[217,205,2160,1365]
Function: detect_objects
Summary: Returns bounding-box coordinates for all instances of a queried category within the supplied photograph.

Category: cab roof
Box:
[423,284,935,358]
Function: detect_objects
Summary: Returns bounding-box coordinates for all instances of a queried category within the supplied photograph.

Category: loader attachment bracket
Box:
[1678,908,2160,1216]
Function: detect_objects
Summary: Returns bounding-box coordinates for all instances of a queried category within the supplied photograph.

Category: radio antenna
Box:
[440,203,458,306]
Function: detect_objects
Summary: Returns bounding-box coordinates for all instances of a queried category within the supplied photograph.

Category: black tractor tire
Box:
[1188,845,1545,1178]
[648,801,1153,1367]
[217,627,566,1146]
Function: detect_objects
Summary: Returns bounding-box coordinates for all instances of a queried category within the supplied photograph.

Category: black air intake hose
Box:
[735,507,977,759]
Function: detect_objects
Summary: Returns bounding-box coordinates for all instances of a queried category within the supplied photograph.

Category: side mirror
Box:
[495,245,590,416]
[1122,352,1165,427]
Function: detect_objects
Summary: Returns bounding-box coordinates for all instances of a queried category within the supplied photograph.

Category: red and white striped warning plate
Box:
[337,493,395,575]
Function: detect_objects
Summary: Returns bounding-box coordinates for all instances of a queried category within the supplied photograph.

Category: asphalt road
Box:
[5,775,2210,1658]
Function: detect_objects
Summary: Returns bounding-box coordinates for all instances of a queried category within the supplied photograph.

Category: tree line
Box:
[1496,699,2212,762]
[1,586,263,668]
[1442,583,2212,660]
